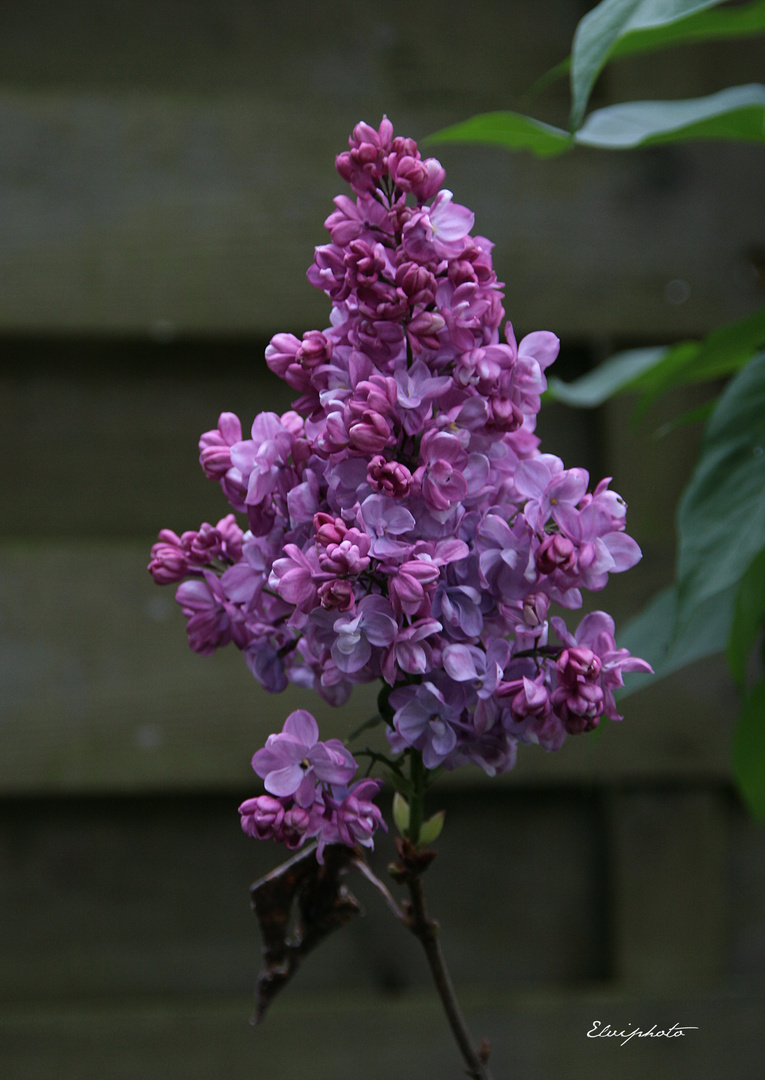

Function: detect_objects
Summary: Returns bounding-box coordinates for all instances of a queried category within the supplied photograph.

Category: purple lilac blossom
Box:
[151,117,652,855]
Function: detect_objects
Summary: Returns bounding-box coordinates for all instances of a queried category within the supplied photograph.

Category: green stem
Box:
[408,749,425,844]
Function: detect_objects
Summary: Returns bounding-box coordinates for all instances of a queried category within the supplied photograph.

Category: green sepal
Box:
[419,809,446,845]
[392,792,411,836]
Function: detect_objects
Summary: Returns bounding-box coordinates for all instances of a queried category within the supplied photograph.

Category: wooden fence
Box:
[1,3,764,1077]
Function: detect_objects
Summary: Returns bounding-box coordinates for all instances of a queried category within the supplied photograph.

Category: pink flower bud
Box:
[318,532,371,575]
[367,456,413,498]
[557,647,602,685]
[348,411,392,454]
[318,579,356,611]
[282,805,314,849]
[410,157,446,201]
[486,391,523,432]
[389,154,429,193]
[395,262,437,306]
[238,795,285,840]
[314,513,347,546]
[198,412,242,479]
[148,530,189,584]
[536,533,576,575]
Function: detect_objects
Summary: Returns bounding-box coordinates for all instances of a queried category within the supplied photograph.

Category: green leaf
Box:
[519,1,765,111]
[546,347,670,406]
[652,398,716,437]
[573,83,765,148]
[424,111,572,157]
[727,546,765,690]
[617,581,735,698]
[570,0,723,130]
[610,0,765,61]
[545,306,765,410]
[635,305,765,407]
[733,678,765,820]
[675,350,765,632]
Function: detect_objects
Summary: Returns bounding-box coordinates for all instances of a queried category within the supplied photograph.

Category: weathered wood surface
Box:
[0,355,292,537]
[1,988,763,1080]
[1,5,762,1064]
[0,791,610,1001]
[0,2,762,337]
[609,789,729,990]
[0,781,755,1016]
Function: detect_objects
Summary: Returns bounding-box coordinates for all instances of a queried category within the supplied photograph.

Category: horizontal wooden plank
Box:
[0,359,292,537]
[1,987,762,1080]
[0,357,604,537]
[0,541,738,793]
[0,790,607,1001]
[0,0,577,102]
[609,789,728,990]
[0,0,762,340]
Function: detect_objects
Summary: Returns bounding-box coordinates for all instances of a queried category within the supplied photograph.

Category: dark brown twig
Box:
[406,874,495,1080]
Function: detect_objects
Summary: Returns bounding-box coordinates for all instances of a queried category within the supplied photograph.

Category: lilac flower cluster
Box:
[238,709,385,862]
[150,118,650,854]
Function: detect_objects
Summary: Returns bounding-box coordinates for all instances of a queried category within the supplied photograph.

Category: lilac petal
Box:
[548,467,589,506]
[430,190,474,241]
[522,676,548,710]
[283,709,319,747]
[550,615,576,648]
[251,734,304,775]
[603,532,642,571]
[432,538,469,565]
[394,701,430,744]
[514,458,552,499]
[620,656,654,675]
[264,763,305,798]
[486,639,511,670]
[310,740,357,784]
[333,634,372,673]
[443,644,481,682]
[363,608,398,647]
[464,454,490,495]
[424,720,457,765]
[295,772,318,808]
[519,331,560,369]
[574,612,615,645]
[397,641,429,674]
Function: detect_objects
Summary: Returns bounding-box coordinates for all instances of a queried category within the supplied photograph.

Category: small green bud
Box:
[392,791,410,835]
[419,809,446,845]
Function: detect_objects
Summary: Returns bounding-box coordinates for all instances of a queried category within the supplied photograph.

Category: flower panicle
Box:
[151,117,652,857]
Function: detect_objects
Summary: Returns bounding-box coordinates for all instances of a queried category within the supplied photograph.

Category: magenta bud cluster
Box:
[150,118,651,853]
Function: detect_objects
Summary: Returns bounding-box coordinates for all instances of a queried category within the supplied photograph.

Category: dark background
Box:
[1,2,764,1077]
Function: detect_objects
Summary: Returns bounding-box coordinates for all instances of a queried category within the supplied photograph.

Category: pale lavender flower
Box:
[360,495,416,558]
[390,681,464,768]
[252,709,357,808]
[175,571,248,655]
[330,594,397,673]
